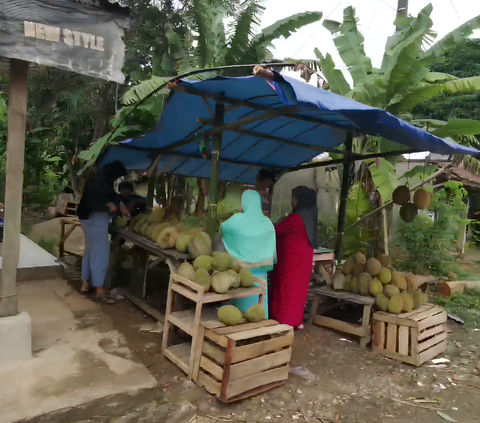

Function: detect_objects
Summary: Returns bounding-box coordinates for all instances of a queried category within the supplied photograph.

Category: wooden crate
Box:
[196,320,293,403]
[372,304,447,366]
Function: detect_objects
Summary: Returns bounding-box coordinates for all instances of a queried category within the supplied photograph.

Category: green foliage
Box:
[394,182,470,277]
[367,158,397,202]
[434,291,480,329]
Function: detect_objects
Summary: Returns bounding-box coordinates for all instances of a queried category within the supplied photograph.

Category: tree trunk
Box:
[396,0,408,31]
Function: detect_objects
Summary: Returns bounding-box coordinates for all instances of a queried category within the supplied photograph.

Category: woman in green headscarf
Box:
[221,190,276,317]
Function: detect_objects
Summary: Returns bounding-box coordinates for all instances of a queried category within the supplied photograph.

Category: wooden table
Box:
[110,227,190,298]
[308,285,375,348]
[312,249,335,284]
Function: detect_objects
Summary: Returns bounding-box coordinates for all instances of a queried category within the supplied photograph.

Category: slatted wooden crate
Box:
[372,304,447,366]
[195,320,294,403]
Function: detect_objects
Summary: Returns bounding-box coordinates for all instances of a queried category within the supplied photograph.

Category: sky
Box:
[260,0,480,85]
[260,0,480,159]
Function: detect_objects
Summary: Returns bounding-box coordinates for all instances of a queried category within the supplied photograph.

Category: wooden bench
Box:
[308,285,374,348]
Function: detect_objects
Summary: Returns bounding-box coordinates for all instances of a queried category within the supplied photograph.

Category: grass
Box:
[433,290,480,329]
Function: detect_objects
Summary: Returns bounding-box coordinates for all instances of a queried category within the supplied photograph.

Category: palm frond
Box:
[323,6,372,86]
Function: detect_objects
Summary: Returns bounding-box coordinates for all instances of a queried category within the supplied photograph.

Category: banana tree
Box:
[316,4,480,202]
[79,1,323,165]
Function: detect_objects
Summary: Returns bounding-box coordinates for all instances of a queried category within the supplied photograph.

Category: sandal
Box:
[95,292,111,301]
[80,283,92,295]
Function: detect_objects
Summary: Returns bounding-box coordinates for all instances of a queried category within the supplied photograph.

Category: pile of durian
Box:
[125,209,212,256]
[392,185,431,223]
[217,304,266,326]
[178,251,255,294]
[332,252,428,314]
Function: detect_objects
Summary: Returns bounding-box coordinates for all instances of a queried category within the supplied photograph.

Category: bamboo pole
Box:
[334,133,354,261]
[206,103,225,238]
[0,59,29,318]
[322,165,450,248]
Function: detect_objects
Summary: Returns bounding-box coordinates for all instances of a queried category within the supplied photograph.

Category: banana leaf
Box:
[313,49,351,96]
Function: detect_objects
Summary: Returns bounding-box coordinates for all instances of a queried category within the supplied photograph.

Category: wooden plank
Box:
[164,343,191,374]
[418,310,447,331]
[411,305,438,322]
[188,299,204,379]
[226,366,289,399]
[172,273,204,294]
[220,338,235,401]
[168,310,195,335]
[205,329,229,348]
[316,286,375,305]
[386,323,397,353]
[411,327,419,358]
[308,293,320,325]
[198,371,221,396]
[418,323,446,342]
[372,312,418,327]
[313,315,369,337]
[398,325,409,356]
[200,356,223,381]
[230,347,292,381]
[192,325,205,382]
[213,320,278,336]
[374,321,385,348]
[232,331,294,364]
[171,283,200,302]
[225,380,285,403]
[313,253,335,261]
[417,339,447,366]
[122,290,164,323]
[372,345,418,366]
[161,275,174,353]
[203,286,264,304]
[418,331,447,354]
[227,324,292,342]
[203,340,226,365]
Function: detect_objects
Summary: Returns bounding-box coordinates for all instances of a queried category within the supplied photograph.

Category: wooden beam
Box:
[0,59,29,318]
[166,82,356,132]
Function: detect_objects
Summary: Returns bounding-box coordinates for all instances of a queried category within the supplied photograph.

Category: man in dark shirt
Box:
[118,181,147,218]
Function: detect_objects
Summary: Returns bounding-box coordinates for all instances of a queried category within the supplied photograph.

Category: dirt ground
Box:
[21,254,480,423]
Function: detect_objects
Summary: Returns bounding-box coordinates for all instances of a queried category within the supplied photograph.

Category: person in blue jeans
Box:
[77,161,129,299]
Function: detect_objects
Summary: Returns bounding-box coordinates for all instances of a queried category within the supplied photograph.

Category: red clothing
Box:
[269,213,313,327]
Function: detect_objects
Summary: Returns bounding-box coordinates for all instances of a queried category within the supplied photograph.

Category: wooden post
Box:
[146,178,155,208]
[334,133,354,261]
[206,103,225,239]
[0,59,29,318]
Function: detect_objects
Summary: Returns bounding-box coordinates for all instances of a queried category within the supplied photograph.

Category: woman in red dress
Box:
[269,186,318,328]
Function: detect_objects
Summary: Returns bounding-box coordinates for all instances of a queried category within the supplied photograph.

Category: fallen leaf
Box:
[437,411,458,422]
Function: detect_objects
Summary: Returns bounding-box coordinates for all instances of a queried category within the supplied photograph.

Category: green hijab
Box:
[221,190,276,269]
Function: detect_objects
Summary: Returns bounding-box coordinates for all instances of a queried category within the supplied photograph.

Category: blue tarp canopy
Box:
[99,72,480,184]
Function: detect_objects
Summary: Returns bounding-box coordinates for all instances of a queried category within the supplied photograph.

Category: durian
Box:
[353,262,366,277]
[413,188,431,210]
[226,269,241,289]
[378,267,392,285]
[400,203,418,223]
[383,284,400,299]
[178,262,195,280]
[231,258,242,273]
[388,294,404,314]
[193,255,213,272]
[369,278,383,296]
[114,216,128,229]
[378,255,392,268]
[189,232,212,258]
[358,273,372,296]
[194,268,211,290]
[392,185,411,206]
[148,208,165,223]
[245,304,266,323]
[211,272,231,294]
[410,290,427,309]
[140,221,150,236]
[152,223,171,242]
[239,269,254,287]
[375,293,389,312]
[391,272,407,291]
[175,234,193,253]
[156,227,177,249]
[366,258,382,276]
[349,276,358,294]
[400,292,414,312]
[342,258,355,275]
[213,252,232,272]
[218,305,243,326]
[129,214,144,230]
[134,217,147,233]
[146,223,160,240]
[355,251,366,264]
[332,273,346,291]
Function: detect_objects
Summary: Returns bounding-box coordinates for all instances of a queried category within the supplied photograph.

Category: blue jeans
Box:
[80,212,110,288]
